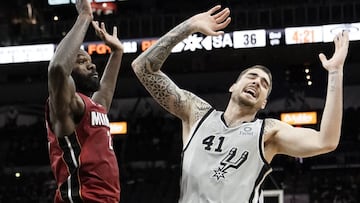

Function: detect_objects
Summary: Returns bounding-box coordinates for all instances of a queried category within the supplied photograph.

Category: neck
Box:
[77,89,92,97]
[223,104,257,127]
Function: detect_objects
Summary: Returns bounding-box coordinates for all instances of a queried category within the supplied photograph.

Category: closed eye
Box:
[261,79,269,90]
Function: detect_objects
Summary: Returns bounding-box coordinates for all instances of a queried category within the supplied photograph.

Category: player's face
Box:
[71,50,100,94]
[230,68,271,109]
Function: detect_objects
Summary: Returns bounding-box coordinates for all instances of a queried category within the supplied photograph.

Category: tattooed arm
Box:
[263,32,349,162]
[131,5,231,132]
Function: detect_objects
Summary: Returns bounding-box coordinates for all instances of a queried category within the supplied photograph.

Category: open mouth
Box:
[244,88,256,98]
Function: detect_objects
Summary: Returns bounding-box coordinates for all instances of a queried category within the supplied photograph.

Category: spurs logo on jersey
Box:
[212,148,249,181]
[91,111,110,127]
[179,110,271,203]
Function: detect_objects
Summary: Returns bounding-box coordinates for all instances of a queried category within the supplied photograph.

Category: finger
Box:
[333,32,341,50]
[101,22,107,32]
[92,21,99,29]
[215,8,230,24]
[112,26,118,37]
[341,30,350,47]
[217,17,231,30]
[214,31,225,36]
[208,5,222,15]
[318,53,327,65]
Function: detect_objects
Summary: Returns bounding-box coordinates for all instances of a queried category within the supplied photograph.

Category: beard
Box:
[71,71,100,95]
[232,93,259,109]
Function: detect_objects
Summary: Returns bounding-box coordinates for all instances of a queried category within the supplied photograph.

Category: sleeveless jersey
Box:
[45,93,120,203]
[179,109,272,203]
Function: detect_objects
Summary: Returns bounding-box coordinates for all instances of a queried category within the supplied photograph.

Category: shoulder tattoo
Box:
[264,119,276,135]
[184,90,211,121]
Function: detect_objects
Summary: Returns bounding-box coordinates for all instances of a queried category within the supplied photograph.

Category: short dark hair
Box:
[236,65,273,96]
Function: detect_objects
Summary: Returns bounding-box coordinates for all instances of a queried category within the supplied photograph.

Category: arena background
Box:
[0,0,359,202]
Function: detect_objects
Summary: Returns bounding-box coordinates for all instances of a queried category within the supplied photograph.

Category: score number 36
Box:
[233,30,266,48]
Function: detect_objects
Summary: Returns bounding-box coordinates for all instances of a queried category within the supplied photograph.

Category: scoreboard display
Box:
[0,22,359,64]
[48,0,116,5]
[284,26,323,45]
[233,29,267,48]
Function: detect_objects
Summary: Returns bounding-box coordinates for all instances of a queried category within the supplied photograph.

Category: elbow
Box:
[48,61,68,78]
[321,140,340,154]
[131,58,148,75]
[131,59,139,72]
[322,144,338,153]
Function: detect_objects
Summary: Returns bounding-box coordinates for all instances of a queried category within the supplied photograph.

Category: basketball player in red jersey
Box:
[45,0,123,202]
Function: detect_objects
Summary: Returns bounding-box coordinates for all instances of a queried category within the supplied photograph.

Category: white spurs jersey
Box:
[179,109,272,203]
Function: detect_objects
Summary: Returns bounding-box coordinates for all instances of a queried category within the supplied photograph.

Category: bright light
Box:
[307,81,312,86]
[304,68,310,73]
[15,172,21,178]
[53,15,59,21]
[306,75,311,80]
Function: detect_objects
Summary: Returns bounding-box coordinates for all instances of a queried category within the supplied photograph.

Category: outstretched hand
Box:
[75,0,93,17]
[92,21,124,52]
[319,31,349,72]
[190,5,231,36]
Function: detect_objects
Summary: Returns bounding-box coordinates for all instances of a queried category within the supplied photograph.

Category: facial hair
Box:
[71,71,100,96]
[231,92,262,111]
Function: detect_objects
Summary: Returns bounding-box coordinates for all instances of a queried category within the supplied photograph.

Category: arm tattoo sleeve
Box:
[264,119,276,136]
[137,66,186,112]
[184,91,212,122]
[141,20,192,72]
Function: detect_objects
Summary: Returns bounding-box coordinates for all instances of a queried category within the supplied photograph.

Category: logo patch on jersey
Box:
[212,148,249,181]
[239,126,254,136]
[91,111,110,127]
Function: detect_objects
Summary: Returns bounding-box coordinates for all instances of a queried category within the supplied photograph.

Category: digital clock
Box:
[285,26,323,45]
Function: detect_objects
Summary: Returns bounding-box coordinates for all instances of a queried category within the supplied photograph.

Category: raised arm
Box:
[264,31,349,161]
[131,5,231,124]
[47,0,93,137]
[91,21,124,111]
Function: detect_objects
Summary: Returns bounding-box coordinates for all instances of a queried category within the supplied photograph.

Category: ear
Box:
[229,83,236,93]
[261,99,267,109]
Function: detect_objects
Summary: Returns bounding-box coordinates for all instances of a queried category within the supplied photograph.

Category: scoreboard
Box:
[233,29,266,48]
[0,22,359,64]
[284,26,323,45]
[48,0,117,5]
[234,22,360,48]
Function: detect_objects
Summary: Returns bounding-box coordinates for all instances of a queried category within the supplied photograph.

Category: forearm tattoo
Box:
[134,19,196,113]
[328,71,340,92]
[137,66,185,111]
[141,20,192,72]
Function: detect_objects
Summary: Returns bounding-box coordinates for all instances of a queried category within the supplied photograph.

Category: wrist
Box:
[111,48,124,55]
[328,70,343,77]
[329,70,343,74]
[78,13,93,21]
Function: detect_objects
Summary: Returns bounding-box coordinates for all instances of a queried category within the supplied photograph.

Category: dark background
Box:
[0,0,359,202]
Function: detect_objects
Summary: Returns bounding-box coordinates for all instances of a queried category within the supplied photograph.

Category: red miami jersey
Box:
[45,93,120,203]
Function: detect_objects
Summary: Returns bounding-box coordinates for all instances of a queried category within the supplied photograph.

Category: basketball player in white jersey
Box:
[131,5,349,203]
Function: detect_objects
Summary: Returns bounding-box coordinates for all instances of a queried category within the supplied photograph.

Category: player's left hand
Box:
[92,21,124,52]
[318,31,349,72]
